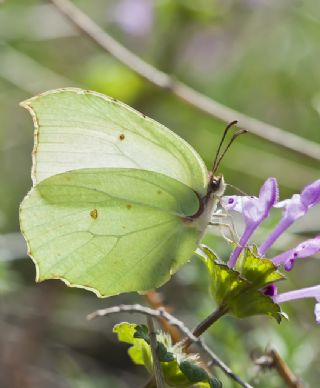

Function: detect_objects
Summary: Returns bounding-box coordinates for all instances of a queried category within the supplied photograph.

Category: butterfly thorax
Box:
[186,174,225,230]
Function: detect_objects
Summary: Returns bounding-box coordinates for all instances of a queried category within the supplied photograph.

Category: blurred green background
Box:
[0,0,319,387]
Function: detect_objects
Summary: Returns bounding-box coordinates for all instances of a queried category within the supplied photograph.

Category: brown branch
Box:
[49,0,320,162]
[144,291,181,344]
[88,304,253,388]
[269,349,304,388]
[180,305,228,350]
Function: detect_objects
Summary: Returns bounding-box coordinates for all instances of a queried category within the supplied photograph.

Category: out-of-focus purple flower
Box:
[274,285,320,324]
[113,0,153,37]
[223,177,278,267]
[259,179,320,255]
[315,303,320,324]
[272,236,320,271]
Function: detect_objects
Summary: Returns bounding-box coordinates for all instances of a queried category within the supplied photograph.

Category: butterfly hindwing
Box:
[20,168,202,296]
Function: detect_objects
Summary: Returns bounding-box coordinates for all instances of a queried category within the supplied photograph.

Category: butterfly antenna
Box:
[212,128,247,174]
[226,183,248,196]
[211,120,238,173]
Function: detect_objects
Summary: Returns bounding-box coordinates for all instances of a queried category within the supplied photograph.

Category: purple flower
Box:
[259,179,320,255]
[222,177,278,267]
[272,236,320,271]
[274,285,320,324]
[113,0,153,37]
[263,284,278,297]
[222,177,320,324]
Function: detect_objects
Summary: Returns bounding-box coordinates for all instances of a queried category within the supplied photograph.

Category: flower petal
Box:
[275,286,320,325]
[226,178,278,267]
[272,235,320,270]
[301,179,320,208]
[259,177,279,206]
[221,195,251,212]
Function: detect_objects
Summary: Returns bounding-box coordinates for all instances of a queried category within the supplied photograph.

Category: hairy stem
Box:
[147,316,165,388]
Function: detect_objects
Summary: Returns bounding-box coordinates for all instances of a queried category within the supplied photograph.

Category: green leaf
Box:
[133,324,150,344]
[239,249,285,287]
[179,361,208,382]
[114,322,221,387]
[199,246,285,322]
[113,322,152,369]
[157,342,175,362]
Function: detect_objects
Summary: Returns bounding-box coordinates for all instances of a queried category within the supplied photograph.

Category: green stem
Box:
[180,305,228,350]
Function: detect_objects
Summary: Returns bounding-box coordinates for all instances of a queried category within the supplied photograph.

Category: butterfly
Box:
[19,88,242,297]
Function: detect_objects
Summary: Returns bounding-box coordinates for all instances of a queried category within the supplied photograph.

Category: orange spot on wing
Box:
[90,209,98,219]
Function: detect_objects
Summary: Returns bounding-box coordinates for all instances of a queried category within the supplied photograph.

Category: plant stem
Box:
[269,349,304,388]
[147,316,165,388]
[145,291,181,343]
[180,305,228,350]
[50,0,320,162]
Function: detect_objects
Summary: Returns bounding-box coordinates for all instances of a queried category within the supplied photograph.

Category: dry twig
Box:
[50,0,320,162]
[269,349,304,388]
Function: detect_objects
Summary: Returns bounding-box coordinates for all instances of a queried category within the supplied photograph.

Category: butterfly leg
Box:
[210,208,239,242]
[208,220,237,243]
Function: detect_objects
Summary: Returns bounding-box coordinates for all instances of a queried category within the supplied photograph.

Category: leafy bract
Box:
[20,168,203,297]
[113,323,152,370]
[113,322,221,388]
[20,88,208,195]
[199,246,285,323]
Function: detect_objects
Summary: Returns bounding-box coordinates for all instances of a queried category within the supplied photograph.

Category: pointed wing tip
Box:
[19,87,90,108]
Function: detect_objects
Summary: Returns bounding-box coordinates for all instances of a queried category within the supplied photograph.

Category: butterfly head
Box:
[207,173,226,198]
[211,174,226,197]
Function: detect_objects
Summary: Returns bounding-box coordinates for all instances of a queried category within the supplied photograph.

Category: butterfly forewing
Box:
[21,88,208,196]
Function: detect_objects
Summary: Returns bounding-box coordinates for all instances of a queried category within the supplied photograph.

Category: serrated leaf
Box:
[240,249,285,287]
[113,322,152,369]
[206,257,248,304]
[179,361,209,382]
[207,377,223,388]
[198,246,284,322]
[113,322,137,344]
[133,324,150,344]
[228,288,283,323]
[157,342,175,362]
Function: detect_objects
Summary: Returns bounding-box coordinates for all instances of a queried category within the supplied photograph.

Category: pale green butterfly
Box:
[19,88,238,297]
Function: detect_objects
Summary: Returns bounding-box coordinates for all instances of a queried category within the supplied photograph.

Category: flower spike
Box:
[260,179,320,255]
[223,177,278,267]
